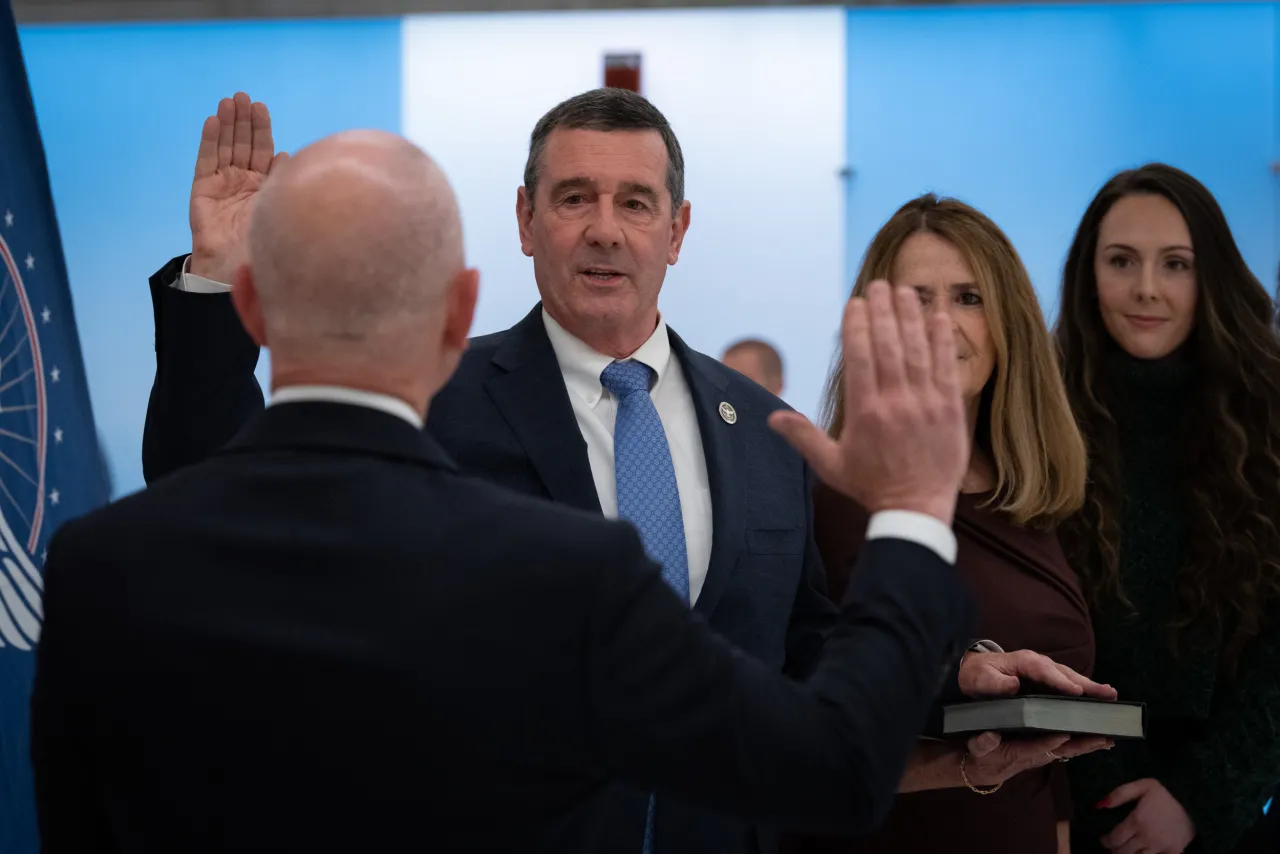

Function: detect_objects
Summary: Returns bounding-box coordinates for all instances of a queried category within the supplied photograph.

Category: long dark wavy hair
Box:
[1055,163,1280,672]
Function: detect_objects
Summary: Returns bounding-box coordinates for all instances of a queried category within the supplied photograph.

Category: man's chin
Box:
[571,287,640,318]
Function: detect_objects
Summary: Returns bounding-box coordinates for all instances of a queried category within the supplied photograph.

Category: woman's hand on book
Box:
[959,650,1119,700]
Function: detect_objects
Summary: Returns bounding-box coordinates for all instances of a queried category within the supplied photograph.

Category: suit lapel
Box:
[671,331,746,619]
[484,306,602,514]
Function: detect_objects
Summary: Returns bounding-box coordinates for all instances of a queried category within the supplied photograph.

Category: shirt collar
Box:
[541,308,672,407]
[269,385,424,429]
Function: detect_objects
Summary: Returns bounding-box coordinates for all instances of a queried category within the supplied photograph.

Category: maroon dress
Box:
[784,485,1095,854]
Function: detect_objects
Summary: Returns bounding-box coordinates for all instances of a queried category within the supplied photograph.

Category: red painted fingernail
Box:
[1095,798,1110,808]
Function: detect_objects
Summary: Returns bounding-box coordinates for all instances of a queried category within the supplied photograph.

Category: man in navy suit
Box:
[140,90,1109,854]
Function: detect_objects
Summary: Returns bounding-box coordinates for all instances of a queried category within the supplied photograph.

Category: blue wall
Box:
[18,19,402,496]
[845,2,1277,319]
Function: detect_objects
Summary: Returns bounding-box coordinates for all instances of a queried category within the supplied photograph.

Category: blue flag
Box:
[0,2,111,851]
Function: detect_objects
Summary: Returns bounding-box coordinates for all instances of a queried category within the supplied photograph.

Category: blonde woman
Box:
[788,195,1099,854]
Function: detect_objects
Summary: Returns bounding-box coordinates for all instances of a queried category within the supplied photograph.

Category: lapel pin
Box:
[718,401,738,425]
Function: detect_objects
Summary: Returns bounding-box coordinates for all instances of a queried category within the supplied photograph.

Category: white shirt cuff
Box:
[172,255,233,294]
[865,510,957,565]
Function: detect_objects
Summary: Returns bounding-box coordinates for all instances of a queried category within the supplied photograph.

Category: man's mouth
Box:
[581,268,624,283]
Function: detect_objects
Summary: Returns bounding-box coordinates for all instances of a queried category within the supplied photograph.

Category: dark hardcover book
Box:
[943,695,1146,739]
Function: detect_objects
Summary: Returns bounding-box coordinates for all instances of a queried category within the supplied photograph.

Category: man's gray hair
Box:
[523,88,685,216]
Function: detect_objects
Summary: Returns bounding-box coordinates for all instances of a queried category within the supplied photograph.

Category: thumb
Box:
[767,412,841,485]
[967,731,1001,758]
[1100,778,1152,809]
[269,151,291,174]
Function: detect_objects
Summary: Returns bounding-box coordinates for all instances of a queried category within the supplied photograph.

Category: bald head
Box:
[233,130,479,412]
[248,130,463,346]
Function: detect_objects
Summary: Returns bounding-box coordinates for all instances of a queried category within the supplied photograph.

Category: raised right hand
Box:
[189,92,288,284]
[964,731,1110,789]
[769,280,969,525]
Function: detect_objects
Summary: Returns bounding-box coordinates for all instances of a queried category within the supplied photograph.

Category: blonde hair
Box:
[822,194,1086,527]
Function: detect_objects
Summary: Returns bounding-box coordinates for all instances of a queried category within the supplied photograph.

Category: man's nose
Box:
[583,199,624,247]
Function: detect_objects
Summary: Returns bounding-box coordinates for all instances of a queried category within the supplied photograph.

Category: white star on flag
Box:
[49,489,60,506]
[40,549,47,563]
[3,210,12,228]
[24,254,34,271]
[49,366,60,383]
[41,307,51,324]
[53,427,63,444]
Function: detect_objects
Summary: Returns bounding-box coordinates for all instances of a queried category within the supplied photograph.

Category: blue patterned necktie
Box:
[599,359,689,854]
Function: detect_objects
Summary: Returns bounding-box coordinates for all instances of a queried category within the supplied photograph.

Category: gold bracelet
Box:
[960,751,1002,795]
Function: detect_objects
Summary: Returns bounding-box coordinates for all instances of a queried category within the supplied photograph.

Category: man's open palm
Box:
[189,92,288,284]
[769,281,968,524]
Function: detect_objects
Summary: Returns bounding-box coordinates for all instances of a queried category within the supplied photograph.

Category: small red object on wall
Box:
[604,53,642,93]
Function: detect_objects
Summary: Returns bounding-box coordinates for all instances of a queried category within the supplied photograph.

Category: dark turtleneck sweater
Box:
[1069,350,1280,854]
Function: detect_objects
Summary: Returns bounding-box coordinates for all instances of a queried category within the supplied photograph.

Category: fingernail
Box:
[1095,798,1110,808]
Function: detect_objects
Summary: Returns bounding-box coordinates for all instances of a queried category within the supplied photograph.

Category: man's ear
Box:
[667,200,692,266]
[230,264,268,347]
[516,186,535,259]
[442,267,480,352]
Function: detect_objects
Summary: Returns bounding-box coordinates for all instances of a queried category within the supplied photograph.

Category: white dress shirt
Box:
[269,385,424,428]
[169,260,959,570]
[542,309,715,603]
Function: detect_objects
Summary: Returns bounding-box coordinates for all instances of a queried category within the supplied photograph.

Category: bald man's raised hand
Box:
[188,93,289,284]
[768,281,969,525]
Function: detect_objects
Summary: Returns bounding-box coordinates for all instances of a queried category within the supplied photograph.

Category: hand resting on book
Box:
[959,649,1118,701]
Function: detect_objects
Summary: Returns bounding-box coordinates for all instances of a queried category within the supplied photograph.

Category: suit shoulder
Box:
[464,327,511,359]
[431,329,510,403]
[678,346,793,414]
[54,466,200,540]
[39,487,161,595]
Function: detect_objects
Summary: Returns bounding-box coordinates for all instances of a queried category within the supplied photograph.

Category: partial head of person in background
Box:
[230,130,480,416]
[518,88,692,358]
[1055,162,1280,668]
[720,338,785,397]
[822,194,1085,528]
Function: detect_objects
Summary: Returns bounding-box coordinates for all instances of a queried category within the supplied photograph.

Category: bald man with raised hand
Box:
[30,129,1006,852]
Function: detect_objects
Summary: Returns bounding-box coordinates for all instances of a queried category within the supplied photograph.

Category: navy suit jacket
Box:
[45,399,976,854]
[141,257,839,854]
